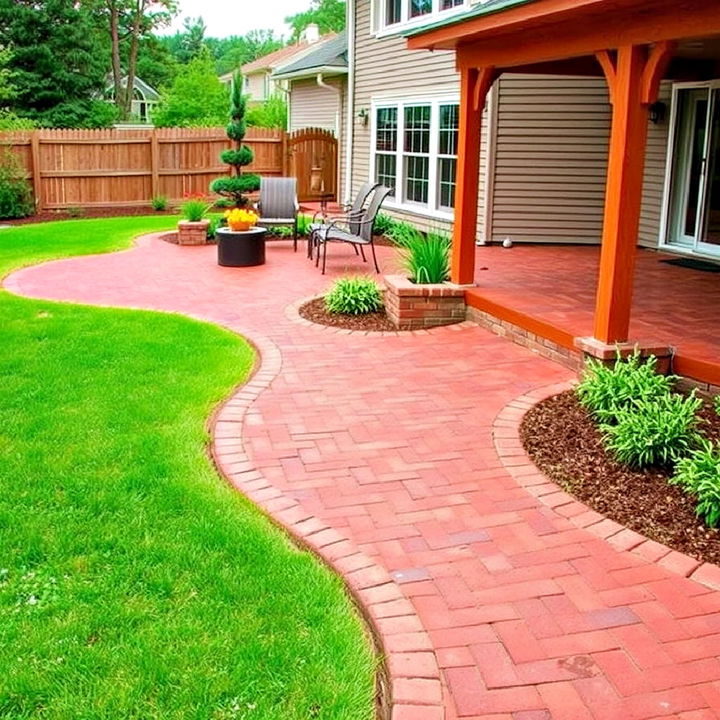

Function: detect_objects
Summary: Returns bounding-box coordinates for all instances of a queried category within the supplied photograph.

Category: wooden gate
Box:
[287,128,337,203]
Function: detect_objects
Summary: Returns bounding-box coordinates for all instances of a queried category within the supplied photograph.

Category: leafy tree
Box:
[246,94,287,130]
[178,16,207,63]
[286,0,346,41]
[135,35,178,92]
[152,48,228,127]
[0,0,110,127]
[210,72,260,207]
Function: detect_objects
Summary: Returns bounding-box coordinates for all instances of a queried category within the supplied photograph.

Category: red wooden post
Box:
[451,64,496,285]
[593,45,652,344]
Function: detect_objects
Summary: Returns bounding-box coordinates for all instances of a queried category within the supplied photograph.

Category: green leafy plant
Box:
[601,391,703,468]
[297,213,312,237]
[386,219,416,245]
[66,205,85,218]
[395,228,450,284]
[151,195,168,211]
[671,440,720,527]
[181,195,211,221]
[210,71,260,207]
[577,351,676,423]
[715,395,720,417]
[324,276,383,315]
[0,150,33,219]
[373,212,395,237]
[245,93,288,129]
[207,217,221,240]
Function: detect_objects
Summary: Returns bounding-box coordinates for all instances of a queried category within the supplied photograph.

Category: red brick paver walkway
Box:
[7,234,720,720]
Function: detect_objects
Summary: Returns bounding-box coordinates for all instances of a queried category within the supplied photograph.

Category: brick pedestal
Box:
[177,220,210,246]
[575,336,674,374]
[384,274,467,330]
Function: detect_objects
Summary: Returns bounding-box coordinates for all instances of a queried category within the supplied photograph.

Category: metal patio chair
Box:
[315,185,393,274]
[257,177,300,251]
[308,180,379,259]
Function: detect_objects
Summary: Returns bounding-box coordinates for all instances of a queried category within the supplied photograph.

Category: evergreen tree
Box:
[286,0,346,41]
[210,73,260,207]
[0,0,110,127]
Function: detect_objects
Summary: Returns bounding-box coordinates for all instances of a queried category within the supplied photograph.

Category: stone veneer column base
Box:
[575,336,674,374]
[384,274,468,330]
[177,220,210,246]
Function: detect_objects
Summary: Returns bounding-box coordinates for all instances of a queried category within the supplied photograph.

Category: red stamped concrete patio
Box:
[6,234,720,720]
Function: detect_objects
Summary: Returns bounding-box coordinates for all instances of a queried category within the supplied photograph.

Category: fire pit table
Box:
[216,226,267,267]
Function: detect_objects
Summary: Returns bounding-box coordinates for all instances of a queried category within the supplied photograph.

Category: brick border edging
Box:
[493,381,720,592]
[210,332,446,720]
[286,294,477,338]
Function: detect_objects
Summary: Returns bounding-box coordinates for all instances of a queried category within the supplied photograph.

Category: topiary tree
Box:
[210,72,260,207]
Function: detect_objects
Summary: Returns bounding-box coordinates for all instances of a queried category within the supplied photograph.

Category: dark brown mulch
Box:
[298,296,397,332]
[4,206,178,225]
[520,390,720,565]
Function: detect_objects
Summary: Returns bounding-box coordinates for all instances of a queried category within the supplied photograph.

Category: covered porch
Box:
[467,243,720,384]
[408,0,720,380]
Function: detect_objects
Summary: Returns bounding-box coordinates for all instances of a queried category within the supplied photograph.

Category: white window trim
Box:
[370,94,459,221]
[372,0,469,38]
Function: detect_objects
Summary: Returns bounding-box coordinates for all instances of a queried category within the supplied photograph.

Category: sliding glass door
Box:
[665,83,720,257]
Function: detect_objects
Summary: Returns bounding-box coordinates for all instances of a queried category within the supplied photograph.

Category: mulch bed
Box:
[521,390,720,565]
[298,296,397,332]
[4,206,178,225]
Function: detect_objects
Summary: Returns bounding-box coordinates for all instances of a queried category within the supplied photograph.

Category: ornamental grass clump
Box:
[210,71,260,207]
[601,391,703,468]
[395,228,451,284]
[325,276,383,315]
[577,350,676,423]
[671,440,720,527]
[181,194,211,221]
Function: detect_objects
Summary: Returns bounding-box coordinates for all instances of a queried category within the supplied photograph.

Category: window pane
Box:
[405,156,429,204]
[438,157,456,208]
[440,0,463,8]
[438,104,459,156]
[410,0,432,17]
[376,107,397,152]
[404,105,431,154]
[376,154,396,196]
[386,0,401,24]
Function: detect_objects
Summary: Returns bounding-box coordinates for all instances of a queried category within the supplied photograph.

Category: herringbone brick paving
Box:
[7,234,720,720]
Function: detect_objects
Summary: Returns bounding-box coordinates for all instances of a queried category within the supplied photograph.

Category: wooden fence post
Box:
[281,130,290,176]
[150,130,160,200]
[30,132,43,211]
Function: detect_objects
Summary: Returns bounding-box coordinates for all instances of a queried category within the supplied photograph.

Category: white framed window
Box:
[371,95,459,219]
[374,0,468,35]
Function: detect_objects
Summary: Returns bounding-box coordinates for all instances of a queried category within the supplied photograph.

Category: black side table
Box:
[216,226,267,267]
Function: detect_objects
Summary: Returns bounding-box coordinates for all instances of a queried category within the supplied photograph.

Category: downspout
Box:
[344,0,355,206]
[316,73,342,138]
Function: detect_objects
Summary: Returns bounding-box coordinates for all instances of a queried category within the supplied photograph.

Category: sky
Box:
[164,0,313,39]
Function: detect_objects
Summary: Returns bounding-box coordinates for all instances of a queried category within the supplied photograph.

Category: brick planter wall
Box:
[177,220,210,246]
[384,274,466,330]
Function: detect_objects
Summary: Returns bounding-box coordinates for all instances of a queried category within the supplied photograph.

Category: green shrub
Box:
[395,228,450,284]
[151,195,168,211]
[577,351,676,423]
[373,212,395,236]
[181,195,211,221]
[386,219,416,245]
[671,440,720,527]
[325,276,383,315]
[245,94,288,130]
[207,217,221,240]
[297,214,312,237]
[715,395,720,417]
[601,392,703,468]
[0,150,33,219]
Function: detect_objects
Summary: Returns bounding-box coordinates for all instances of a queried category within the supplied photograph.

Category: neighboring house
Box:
[342,0,718,267]
[104,77,160,124]
[219,25,329,103]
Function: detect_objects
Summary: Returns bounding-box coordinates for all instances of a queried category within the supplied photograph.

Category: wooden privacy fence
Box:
[0,127,290,210]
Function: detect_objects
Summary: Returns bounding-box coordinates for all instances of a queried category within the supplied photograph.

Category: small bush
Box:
[151,195,168,211]
[207,217,221,240]
[181,195,211,221]
[297,214,312,237]
[671,440,720,527]
[66,205,85,218]
[395,228,450,284]
[577,351,676,423]
[386,219,416,245]
[325,276,383,315]
[715,395,720,417]
[373,212,395,236]
[0,150,33,219]
[601,392,703,468]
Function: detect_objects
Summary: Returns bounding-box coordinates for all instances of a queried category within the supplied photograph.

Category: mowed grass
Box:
[0,218,376,720]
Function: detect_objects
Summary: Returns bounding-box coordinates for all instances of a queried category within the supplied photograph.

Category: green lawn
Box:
[0,218,376,720]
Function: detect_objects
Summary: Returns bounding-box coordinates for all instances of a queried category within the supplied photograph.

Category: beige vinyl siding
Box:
[491,74,611,244]
[289,78,344,135]
[638,81,672,248]
[351,0,486,236]
[246,73,268,102]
